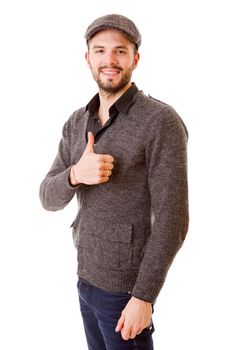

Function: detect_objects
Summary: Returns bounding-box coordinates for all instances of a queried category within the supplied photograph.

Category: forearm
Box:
[132,202,189,303]
[39,166,78,211]
[39,116,83,211]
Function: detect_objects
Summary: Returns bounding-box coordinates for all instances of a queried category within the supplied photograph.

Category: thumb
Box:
[85,131,95,153]
[115,314,125,332]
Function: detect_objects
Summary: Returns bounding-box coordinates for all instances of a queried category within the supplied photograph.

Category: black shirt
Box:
[85,83,138,143]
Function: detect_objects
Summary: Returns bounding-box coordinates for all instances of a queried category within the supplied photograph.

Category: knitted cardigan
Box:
[39,90,189,304]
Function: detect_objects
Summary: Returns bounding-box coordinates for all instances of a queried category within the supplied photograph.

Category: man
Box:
[39,14,189,350]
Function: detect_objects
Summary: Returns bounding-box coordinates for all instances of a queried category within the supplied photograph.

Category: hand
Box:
[70,132,114,185]
[115,296,152,341]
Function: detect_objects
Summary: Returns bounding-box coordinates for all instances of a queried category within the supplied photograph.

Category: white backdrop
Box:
[0,0,232,349]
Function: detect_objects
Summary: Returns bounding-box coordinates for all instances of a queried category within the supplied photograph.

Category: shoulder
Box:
[132,91,169,116]
[132,91,188,138]
[62,106,87,132]
[67,106,87,126]
[58,107,87,145]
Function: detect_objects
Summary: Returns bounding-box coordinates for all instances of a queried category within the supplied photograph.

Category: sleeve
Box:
[39,116,80,211]
[132,106,189,304]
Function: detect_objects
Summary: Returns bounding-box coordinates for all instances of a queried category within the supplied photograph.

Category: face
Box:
[85,29,140,94]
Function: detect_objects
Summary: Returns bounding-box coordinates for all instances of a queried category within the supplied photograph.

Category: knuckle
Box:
[100,163,106,170]
[96,158,102,167]
[131,327,138,335]
[96,163,103,171]
[97,154,104,162]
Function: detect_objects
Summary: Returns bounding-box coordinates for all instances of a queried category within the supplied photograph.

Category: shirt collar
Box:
[85,83,138,115]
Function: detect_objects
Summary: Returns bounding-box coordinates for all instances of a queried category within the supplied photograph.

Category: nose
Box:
[104,50,118,66]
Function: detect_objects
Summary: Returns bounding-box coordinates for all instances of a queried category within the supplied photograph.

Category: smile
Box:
[100,69,121,76]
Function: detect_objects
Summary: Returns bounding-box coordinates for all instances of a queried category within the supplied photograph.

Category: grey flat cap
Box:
[85,14,141,48]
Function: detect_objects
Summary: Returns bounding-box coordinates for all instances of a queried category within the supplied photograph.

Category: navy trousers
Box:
[77,277,155,350]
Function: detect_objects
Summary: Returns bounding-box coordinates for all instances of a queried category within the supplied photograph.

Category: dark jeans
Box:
[77,277,155,350]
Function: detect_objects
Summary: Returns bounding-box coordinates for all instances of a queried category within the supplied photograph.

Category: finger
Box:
[98,162,114,171]
[102,162,114,170]
[105,170,112,177]
[85,132,95,153]
[97,169,112,178]
[129,326,141,339]
[121,327,131,341]
[98,154,115,163]
[115,315,125,332]
[98,176,110,184]
[129,333,136,339]
[136,328,143,335]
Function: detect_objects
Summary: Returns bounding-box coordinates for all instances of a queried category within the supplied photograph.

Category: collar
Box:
[85,83,138,115]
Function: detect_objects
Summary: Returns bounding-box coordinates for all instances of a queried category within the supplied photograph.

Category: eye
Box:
[95,49,104,54]
[117,49,127,55]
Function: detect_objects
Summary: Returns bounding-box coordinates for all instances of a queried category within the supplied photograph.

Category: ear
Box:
[85,52,91,68]
[133,52,140,70]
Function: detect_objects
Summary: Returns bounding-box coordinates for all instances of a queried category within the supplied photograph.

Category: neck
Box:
[98,82,132,123]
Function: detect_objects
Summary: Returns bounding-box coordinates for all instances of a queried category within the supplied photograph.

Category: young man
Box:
[39,14,189,350]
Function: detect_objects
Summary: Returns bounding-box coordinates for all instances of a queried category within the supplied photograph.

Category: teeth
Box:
[101,70,120,75]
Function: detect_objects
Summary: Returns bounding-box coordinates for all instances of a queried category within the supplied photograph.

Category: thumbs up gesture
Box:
[70,132,114,186]
[83,131,95,154]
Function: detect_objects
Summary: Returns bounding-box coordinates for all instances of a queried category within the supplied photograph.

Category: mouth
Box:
[100,68,122,77]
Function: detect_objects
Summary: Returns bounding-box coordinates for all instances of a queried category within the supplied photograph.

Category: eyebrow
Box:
[115,45,128,50]
[92,45,129,50]
[92,45,105,49]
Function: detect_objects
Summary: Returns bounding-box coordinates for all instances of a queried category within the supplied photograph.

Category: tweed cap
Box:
[85,14,141,48]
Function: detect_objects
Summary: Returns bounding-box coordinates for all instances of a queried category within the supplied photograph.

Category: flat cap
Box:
[85,14,141,48]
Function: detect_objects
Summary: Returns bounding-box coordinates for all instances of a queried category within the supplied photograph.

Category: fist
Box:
[70,132,114,185]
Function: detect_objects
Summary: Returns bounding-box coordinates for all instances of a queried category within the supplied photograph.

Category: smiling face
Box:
[85,29,140,94]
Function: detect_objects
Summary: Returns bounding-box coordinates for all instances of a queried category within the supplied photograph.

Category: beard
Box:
[90,64,134,94]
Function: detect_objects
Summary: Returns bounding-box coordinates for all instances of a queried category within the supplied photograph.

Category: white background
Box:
[0,0,232,349]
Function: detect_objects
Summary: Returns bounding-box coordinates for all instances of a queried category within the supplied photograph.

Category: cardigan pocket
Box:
[77,220,133,271]
[95,223,133,270]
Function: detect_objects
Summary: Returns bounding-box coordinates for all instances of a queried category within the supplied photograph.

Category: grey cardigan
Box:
[39,90,189,304]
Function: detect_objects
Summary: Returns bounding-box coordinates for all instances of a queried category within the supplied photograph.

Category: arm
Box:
[115,106,189,340]
[132,106,189,304]
[39,118,78,211]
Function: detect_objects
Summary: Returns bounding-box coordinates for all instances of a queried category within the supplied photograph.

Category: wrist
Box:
[69,165,80,186]
[132,296,149,304]
[132,296,153,308]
